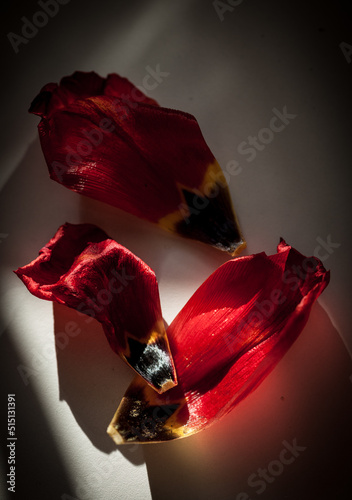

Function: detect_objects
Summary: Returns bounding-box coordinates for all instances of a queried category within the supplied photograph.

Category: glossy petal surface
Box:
[14,223,177,393]
[30,71,245,255]
[108,240,330,443]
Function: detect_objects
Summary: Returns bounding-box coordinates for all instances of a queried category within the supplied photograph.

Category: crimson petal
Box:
[107,240,329,443]
[30,71,245,255]
[14,223,177,394]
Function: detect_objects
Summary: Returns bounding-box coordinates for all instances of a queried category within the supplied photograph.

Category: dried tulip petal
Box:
[107,240,330,443]
[14,223,177,393]
[29,71,245,255]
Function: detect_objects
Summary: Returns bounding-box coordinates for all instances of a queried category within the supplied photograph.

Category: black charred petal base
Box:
[109,395,180,443]
[177,187,244,254]
[126,337,177,393]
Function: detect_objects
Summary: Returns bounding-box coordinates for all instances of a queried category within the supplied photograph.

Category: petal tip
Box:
[159,378,177,394]
[107,423,126,445]
[107,386,185,444]
[229,239,247,257]
[278,237,290,252]
[125,336,177,394]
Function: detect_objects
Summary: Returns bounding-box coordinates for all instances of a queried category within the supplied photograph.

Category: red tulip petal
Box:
[103,73,159,107]
[29,71,158,119]
[29,72,106,118]
[30,71,245,255]
[107,240,329,443]
[14,223,177,394]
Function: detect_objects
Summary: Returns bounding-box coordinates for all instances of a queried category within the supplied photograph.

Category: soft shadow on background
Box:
[53,302,147,464]
[78,194,231,291]
[2,0,352,499]
[0,329,75,499]
[53,303,130,453]
[143,303,352,500]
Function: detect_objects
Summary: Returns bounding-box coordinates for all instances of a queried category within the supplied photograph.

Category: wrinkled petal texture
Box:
[30,72,159,120]
[169,240,329,424]
[30,71,245,254]
[110,240,329,442]
[14,223,177,393]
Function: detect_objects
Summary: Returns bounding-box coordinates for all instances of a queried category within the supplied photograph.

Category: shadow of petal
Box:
[53,302,145,465]
[1,326,75,499]
[144,303,352,500]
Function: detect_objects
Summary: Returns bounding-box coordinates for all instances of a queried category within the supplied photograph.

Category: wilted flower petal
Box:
[29,71,245,255]
[14,223,177,394]
[107,240,329,443]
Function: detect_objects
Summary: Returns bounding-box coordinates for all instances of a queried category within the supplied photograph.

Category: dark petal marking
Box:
[177,186,243,253]
[126,337,177,393]
[113,395,180,442]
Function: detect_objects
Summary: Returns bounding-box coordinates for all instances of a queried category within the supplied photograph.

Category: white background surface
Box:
[1,1,352,499]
